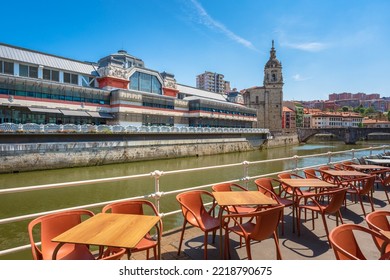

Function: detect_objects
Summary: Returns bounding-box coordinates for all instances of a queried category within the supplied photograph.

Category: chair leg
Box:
[245,238,252,260]
[320,213,331,247]
[177,221,187,256]
[204,232,208,260]
[273,231,283,260]
[280,209,285,236]
[358,196,367,217]
[385,188,390,204]
[224,229,231,259]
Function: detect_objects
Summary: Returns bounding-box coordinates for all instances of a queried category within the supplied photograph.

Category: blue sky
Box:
[2,0,390,101]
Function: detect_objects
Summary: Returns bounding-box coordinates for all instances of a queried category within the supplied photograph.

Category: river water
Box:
[0,140,389,259]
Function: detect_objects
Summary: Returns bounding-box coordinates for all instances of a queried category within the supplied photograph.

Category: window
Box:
[43,68,59,81]
[19,64,38,78]
[64,72,78,85]
[2,61,14,75]
[129,71,162,95]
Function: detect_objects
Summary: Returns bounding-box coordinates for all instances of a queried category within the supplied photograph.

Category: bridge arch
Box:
[297,127,390,144]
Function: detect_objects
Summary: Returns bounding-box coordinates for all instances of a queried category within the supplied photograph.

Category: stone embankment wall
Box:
[265,134,299,148]
[0,138,257,173]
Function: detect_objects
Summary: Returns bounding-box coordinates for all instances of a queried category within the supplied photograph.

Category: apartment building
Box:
[196,71,227,94]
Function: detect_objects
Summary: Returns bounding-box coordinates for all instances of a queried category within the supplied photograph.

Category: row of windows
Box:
[0,87,110,105]
[0,60,96,87]
[0,107,106,125]
[189,118,252,128]
[189,103,256,117]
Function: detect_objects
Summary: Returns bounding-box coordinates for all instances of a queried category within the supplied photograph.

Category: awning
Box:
[60,109,90,117]
[29,107,62,114]
[87,111,114,119]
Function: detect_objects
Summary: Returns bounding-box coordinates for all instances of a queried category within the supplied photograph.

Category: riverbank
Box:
[0,131,277,173]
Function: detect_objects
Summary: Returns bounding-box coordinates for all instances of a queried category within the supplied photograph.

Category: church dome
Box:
[265,40,281,68]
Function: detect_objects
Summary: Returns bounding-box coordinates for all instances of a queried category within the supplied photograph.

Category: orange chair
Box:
[318,166,336,183]
[365,210,390,254]
[102,199,162,260]
[333,163,345,170]
[277,172,309,198]
[212,183,256,214]
[28,209,125,260]
[223,205,284,260]
[176,190,220,260]
[343,175,376,216]
[329,224,390,260]
[303,168,321,179]
[297,188,347,245]
[254,178,294,235]
[378,174,390,204]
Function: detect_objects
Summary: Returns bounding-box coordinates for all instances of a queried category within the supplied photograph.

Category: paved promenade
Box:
[129,183,390,260]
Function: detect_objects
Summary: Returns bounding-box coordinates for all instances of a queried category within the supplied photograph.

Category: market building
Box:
[0,43,257,128]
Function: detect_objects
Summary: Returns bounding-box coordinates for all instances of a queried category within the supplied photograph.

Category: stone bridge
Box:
[297,127,390,144]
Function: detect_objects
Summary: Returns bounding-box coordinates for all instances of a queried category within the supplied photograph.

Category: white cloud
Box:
[284,42,328,52]
[292,74,311,81]
[188,0,257,51]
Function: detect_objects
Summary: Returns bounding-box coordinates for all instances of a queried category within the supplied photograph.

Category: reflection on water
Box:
[0,141,388,259]
[293,144,335,151]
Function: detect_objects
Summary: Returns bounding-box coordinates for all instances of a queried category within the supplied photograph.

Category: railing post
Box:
[327,151,332,165]
[242,161,249,189]
[151,170,164,214]
[293,155,299,170]
[369,146,373,156]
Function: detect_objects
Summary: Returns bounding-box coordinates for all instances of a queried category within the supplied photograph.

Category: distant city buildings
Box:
[196,71,228,94]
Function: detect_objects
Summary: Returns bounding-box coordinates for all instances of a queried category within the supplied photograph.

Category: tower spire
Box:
[270,40,276,59]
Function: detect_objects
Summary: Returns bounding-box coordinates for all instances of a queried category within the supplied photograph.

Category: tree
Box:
[342,106,349,112]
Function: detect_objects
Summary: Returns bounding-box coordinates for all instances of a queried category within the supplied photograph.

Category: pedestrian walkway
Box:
[128,184,390,260]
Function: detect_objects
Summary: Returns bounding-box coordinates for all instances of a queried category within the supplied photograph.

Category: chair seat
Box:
[227,205,257,214]
[228,221,255,236]
[133,235,158,251]
[276,197,294,207]
[202,216,220,231]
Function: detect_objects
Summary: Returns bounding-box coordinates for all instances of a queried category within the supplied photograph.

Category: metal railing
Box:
[0,145,388,257]
[0,123,269,134]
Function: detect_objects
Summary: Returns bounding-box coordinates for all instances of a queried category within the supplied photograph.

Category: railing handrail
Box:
[0,144,388,257]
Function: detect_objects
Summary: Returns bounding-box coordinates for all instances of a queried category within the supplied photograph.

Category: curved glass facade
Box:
[129,71,162,95]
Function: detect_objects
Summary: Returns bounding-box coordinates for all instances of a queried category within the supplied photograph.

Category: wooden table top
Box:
[350,164,390,170]
[320,170,368,177]
[365,159,390,165]
[212,191,277,207]
[52,213,160,249]
[279,178,338,188]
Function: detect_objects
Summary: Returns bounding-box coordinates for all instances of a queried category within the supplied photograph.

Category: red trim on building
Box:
[97,76,129,89]
[163,87,179,98]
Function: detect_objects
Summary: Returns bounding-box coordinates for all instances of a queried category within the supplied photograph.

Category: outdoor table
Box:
[349,164,390,172]
[277,178,338,233]
[365,158,390,166]
[52,213,161,260]
[212,191,277,259]
[319,169,368,185]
